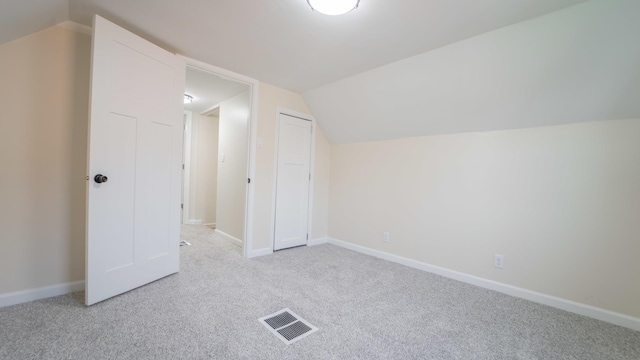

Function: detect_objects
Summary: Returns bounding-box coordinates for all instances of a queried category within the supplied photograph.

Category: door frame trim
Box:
[270,108,317,252]
[178,55,259,259]
[182,110,194,224]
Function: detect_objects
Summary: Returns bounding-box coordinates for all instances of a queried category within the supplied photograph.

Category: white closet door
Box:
[86,15,185,305]
[273,114,312,251]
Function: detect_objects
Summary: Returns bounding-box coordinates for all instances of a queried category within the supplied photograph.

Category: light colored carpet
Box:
[1,225,638,359]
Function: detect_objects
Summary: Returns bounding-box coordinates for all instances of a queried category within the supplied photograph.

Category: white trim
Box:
[0,281,85,308]
[275,108,315,124]
[185,219,203,225]
[57,21,92,35]
[204,222,216,227]
[214,229,243,247]
[269,112,279,251]
[270,109,317,251]
[307,237,329,246]
[307,113,317,251]
[178,55,259,260]
[326,237,640,332]
[250,247,274,258]
[182,110,194,224]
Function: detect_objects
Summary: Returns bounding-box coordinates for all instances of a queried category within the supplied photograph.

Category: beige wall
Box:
[252,82,331,251]
[329,119,640,318]
[0,26,91,294]
[217,92,250,240]
[193,113,219,225]
[311,126,330,240]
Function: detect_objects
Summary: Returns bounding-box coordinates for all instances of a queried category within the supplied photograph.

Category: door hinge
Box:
[182,164,185,170]
[309,173,311,181]
[306,234,308,240]
[248,178,251,184]
[181,203,183,209]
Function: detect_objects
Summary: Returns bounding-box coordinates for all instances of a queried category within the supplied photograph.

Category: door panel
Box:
[273,114,312,251]
[86,15,185,305]
[147,121,173,259]
[110,41,176,108]
[101,112,137,272]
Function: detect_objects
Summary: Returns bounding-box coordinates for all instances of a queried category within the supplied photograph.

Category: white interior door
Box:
[86,15,185,305]
[273,114,312,251]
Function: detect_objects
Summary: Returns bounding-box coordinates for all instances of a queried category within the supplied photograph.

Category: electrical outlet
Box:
[494,254,504,269]
[383,232,390,243]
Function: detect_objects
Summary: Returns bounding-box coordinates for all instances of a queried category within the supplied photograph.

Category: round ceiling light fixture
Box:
[307,0,360,16]
[184,94,193,104]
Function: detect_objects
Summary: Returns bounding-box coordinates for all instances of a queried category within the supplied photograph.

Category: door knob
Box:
[94,174,108,184]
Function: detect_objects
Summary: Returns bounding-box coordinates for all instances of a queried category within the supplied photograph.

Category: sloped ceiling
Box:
[2,0,585,93]
[7,0,633,145]
[0,0,68,45]
[304,0,640,143]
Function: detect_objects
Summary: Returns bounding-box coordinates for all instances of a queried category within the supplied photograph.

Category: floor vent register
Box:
[258,308,318,345]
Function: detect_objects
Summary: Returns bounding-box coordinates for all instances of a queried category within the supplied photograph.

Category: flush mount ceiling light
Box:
[184,94,193,104]
[307,0,360,15]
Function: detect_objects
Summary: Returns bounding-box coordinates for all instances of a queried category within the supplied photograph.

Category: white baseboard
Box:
[204,222,216,228]
[326,237,640,332]
[250,247,273,258]
[185,219,203,225]
[307,237,329,246]
[214,229,243,247]
[0,281,85,308]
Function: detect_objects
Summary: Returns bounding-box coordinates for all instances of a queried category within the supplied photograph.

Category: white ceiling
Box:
[8,0,632,146]
[1,0,586,93]
[303,0,640,144]
[0,0,68,45]
[184,66,249,114]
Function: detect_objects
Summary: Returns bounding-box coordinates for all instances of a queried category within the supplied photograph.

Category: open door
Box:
[86,15,185,305]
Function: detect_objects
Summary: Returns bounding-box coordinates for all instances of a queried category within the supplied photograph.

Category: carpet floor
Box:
[1,225,638,359]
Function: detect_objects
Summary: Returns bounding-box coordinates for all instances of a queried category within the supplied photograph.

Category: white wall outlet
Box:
[494,254,504,269]
[383,232,390,243]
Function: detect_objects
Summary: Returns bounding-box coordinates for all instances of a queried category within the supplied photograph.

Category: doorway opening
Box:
[181,61,258,258]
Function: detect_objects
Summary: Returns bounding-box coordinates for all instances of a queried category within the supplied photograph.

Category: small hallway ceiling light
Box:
[184,94,193,104]
[307,0,360,15]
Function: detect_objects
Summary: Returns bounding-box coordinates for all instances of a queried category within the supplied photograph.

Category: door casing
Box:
[270,108,317,252]
[182,110,193,224]
[178,56,259,259]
